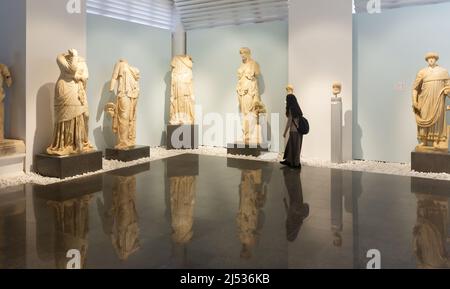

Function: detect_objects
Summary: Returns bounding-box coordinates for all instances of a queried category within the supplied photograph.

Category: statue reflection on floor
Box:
[98,174,141,262]
[231,159,272,260]
[48,195,92,269]
[165,155,199,268]
[413,194,450,268]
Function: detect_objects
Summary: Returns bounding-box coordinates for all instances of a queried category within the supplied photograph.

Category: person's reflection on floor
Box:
[282,167,309,242]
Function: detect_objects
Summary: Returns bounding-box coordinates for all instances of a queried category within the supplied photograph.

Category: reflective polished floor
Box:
[1,154,449,269]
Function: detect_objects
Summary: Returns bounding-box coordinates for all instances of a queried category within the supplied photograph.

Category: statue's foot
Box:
[433,141,448,151]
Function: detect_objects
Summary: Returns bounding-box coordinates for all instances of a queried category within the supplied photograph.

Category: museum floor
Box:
[0,154,449,269]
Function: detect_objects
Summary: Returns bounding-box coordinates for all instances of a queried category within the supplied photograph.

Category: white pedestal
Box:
[0,153,25,177]
[331,97,343,163]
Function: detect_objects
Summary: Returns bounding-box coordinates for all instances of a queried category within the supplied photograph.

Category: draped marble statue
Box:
[0,63,12,141]
[170,55,195,125]
[47,49,94,156]
[412,52,450,151]
[105,59,141,150]
[237,48,267,144]
[0,63,25,158]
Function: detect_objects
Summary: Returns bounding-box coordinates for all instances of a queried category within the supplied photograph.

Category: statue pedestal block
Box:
[411,151,450,174]
[105,145,150,162]
[331,97,343,163]
[227,142,269,157]
[0,139,26,177]
[167,124,199,150]
[35,151,103,179]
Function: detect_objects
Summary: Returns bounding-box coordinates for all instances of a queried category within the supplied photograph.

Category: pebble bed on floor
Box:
[0,146,448,189]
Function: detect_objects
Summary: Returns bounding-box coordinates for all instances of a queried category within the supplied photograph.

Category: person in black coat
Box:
[280,85,304,169]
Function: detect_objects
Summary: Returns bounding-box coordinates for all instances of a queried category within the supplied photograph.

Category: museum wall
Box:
[0,0,26,143]
[289,0,353,162]
[26,0,87,172]
[87,15,172,150]
[187,21,288,151]
[354,2,450,163]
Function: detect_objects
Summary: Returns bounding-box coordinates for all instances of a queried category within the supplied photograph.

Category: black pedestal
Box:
[411,151,450,174]
[167,125,199,150]
[35,151,103,179]
[227,142,269,157]
[105,145,150,162]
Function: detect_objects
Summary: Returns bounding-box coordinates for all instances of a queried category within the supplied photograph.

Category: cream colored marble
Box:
[413,53,450,152]
[0,63,26,158]
[47,49,94,156]
[105,59,141,150]
[0,63,12,141]
[170,55,195,125]
[332,82,342,97]
[237,48,267,144]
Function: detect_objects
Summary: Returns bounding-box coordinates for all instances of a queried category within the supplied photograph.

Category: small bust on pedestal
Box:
[332,82,342,99]
[331,81,343,164]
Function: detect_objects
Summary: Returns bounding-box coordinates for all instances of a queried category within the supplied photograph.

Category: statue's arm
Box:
[412,71,424,110]
[110,62,120,92]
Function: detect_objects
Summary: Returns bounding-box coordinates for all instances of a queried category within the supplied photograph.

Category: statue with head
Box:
[412,52,450,151]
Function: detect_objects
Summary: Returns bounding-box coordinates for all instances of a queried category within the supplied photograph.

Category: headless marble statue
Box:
[105,59,141,150]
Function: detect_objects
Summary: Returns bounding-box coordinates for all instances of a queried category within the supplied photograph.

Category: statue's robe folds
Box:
[170,56,195,125]
[110,60,140,149]
[413,66,450,143]
[47,54,92,156]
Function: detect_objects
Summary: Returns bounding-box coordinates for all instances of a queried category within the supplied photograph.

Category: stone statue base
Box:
[167,124,199,150]
[35,151,103,179]
[227,142,269,157]
[411,150,450,174]
[0,139,26,177]
[105,145,150,162]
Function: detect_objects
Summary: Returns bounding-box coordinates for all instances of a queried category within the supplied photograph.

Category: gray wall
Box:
[187,21,288,151]
[0,0,26,141]
[87,14,172,150]
[354,2,450,163]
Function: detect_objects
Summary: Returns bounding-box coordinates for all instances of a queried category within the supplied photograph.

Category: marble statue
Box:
[0,63,25,158]
[332,82,342,97]
[170,55,195,125]
[47,49,94,156]
[0,63,12,141]
[237,47,267,144]
[105,59,141,150]
[412,53,450,151]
